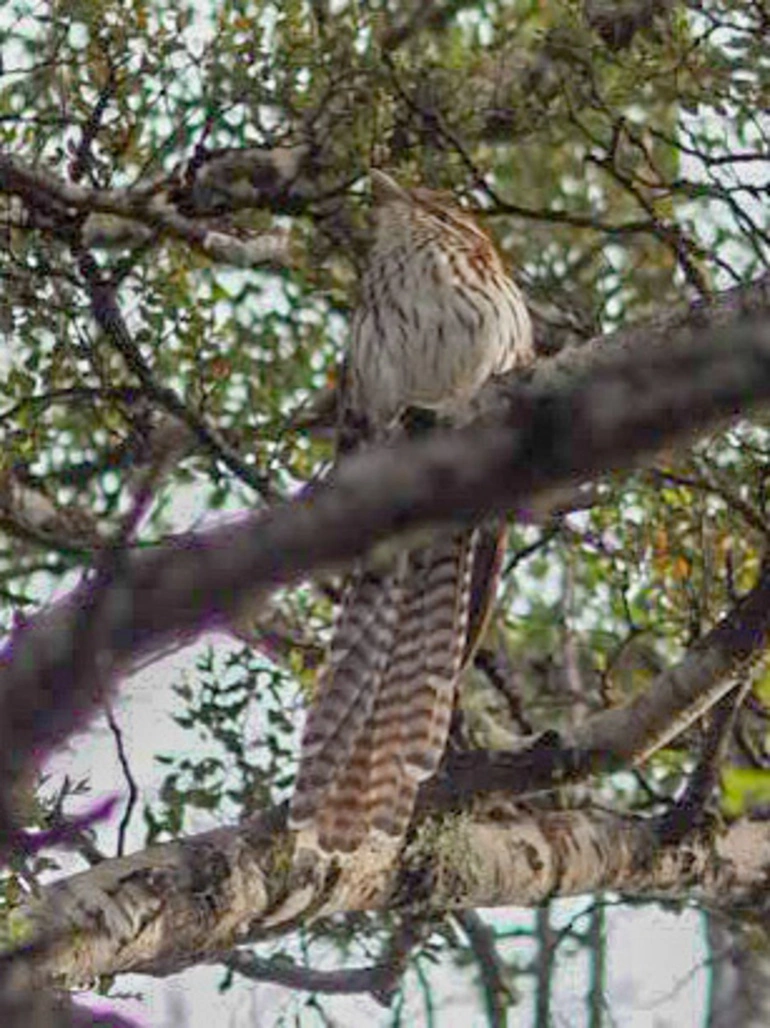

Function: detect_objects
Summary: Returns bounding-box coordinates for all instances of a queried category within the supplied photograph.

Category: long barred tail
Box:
[290,529,478,853]
[288,565,403,829]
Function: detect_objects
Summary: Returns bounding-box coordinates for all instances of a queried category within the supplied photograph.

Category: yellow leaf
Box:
[722,767,770,818]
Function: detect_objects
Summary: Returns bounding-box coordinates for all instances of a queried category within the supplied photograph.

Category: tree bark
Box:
[2,274,770,844]
[7,806,770,990]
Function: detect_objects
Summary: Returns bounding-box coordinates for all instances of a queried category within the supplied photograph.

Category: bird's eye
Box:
[428,206,457,228]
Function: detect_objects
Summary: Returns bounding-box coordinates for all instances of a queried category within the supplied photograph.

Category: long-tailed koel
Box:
[290,171,534,853]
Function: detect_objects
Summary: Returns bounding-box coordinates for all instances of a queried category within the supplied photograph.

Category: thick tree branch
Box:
[2,274,770,845]
[8,804,770,989]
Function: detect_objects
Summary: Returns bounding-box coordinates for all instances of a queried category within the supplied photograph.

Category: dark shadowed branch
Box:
[223,949,399,999]
[584,0,676,51]
[223,913,423,1006]
[2,274,770,848]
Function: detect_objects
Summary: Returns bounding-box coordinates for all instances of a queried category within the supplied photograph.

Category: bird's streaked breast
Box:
[351,210,532,425]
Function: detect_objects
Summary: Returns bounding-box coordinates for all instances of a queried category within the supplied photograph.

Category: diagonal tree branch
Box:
[426,558,770,807]
[2,274,770,848]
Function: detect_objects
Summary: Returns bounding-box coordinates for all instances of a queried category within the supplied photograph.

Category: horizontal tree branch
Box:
[222,950,397,1002]
[9,802,770,989]
[2,273,770,845]
[0,150,300,267]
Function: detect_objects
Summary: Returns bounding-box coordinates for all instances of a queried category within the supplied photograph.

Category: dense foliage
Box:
[1,1,770,1024]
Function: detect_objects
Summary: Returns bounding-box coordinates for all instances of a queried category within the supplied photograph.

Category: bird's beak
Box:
[370,169,409,205]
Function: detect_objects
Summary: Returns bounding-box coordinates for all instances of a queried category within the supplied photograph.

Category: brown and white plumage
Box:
[290,171,533,852]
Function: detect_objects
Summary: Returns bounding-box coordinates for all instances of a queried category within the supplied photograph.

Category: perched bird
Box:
[290,170,533,852]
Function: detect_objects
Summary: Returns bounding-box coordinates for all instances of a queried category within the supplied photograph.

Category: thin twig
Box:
[74,246,276,500]
[105,705,138,858]
[455,910,512,1028]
